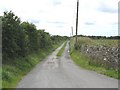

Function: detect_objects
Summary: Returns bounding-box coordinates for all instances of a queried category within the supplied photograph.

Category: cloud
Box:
[29,19,40,24]
[56,25,64,28]
[47,21,65,24]
[0,0,118,36]
[98,2,117,13]
[47,21,65,28]
[112,22,118,25]
[84,22,95,25]
[52,0,61,6]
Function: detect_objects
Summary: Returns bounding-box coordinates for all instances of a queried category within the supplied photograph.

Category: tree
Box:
[37,30,52,49]
[2,11,21,60]
[2,11,67,64]
[21,22,39,52]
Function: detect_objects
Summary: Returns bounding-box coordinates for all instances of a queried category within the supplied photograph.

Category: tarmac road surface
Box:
[17,41,118,88]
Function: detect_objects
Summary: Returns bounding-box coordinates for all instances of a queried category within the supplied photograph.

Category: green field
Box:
[76,37,118,48]
[70,37,119,79]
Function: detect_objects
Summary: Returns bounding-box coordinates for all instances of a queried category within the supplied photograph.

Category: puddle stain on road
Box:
[45,57,60,69]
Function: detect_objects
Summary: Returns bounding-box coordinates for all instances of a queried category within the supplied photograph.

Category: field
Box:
[76,37,118,48]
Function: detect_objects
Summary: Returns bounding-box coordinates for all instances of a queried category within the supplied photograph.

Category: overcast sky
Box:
[0,0,119,36]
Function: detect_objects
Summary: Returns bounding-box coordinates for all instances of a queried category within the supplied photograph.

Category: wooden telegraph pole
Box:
[75,0,79,49]
[71,26,73,37]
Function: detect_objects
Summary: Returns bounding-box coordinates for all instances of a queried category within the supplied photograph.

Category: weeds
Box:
[57,42,67,57]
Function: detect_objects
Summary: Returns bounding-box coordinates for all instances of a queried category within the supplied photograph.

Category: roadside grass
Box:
[70,49,118,79]
[0,68,2,89]
[57,42,67,57]
[70,38,119,79]
[2,42,64,88]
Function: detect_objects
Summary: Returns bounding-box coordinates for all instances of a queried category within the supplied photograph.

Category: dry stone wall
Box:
[80,45,119,69]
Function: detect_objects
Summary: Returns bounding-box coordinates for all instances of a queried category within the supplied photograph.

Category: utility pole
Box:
[75,0,79,49]
[71,26,73,37]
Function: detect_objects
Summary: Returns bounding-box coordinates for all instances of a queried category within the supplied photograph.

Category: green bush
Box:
[2,10,67,88]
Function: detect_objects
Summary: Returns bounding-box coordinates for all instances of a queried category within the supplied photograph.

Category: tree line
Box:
[74,35,120,39]
[2,11,67,64]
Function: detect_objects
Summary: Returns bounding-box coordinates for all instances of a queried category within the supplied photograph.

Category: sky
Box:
[0,0,119,36]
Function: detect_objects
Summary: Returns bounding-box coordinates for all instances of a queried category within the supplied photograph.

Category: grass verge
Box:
[70,38,118,79]
[2,42,64,88]
[57,42,67,57]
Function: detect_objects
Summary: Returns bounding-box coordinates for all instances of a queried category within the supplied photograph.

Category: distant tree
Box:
[38,30,52,48]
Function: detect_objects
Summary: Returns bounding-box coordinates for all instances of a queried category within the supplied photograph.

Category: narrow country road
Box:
[17,41,118,88]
